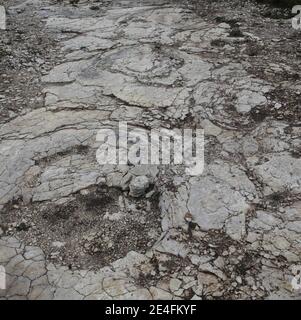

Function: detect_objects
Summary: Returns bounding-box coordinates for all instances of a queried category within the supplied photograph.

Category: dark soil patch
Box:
[0,185,162,270]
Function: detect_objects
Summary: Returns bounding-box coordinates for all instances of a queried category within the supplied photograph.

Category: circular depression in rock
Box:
[0,185,162,270]
[98,45,184,77]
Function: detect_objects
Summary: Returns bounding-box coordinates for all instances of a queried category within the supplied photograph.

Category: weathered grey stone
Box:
[149,287,173,300]
[0,0,300,301]
[0,5,6,30]
[129,176,150,197]
[252,153,301,196]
